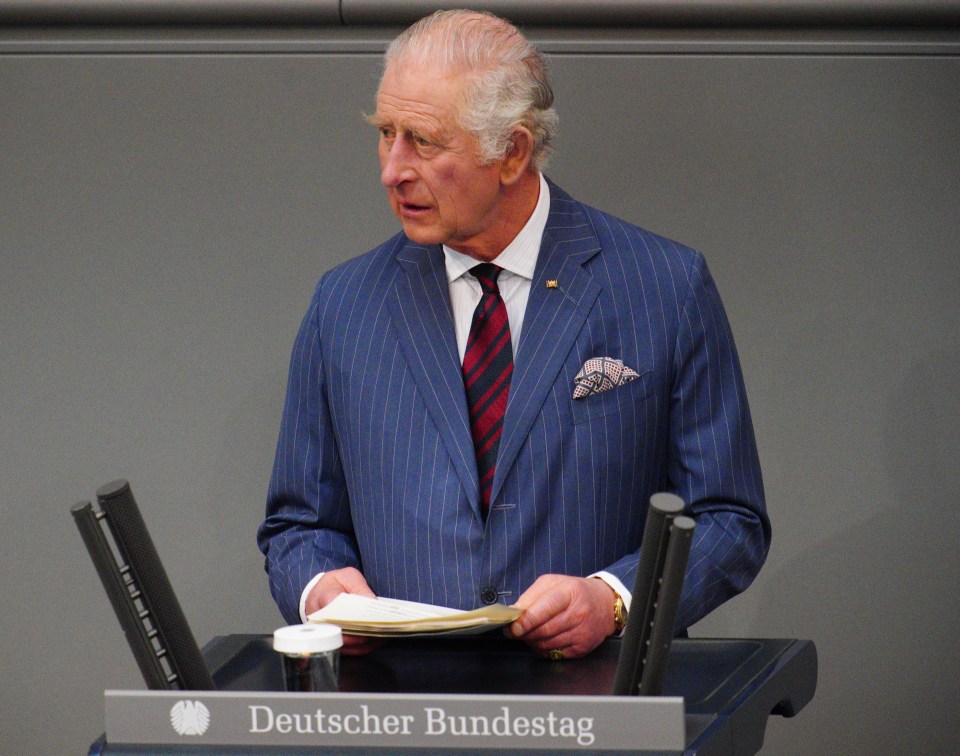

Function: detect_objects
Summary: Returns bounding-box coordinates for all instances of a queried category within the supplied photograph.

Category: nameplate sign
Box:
[105,690,685,751]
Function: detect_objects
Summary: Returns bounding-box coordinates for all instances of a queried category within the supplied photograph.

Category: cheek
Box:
[432,164,459,191]
[427,167,462,211]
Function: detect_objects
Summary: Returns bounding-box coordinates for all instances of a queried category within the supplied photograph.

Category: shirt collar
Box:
[444,172,551,283]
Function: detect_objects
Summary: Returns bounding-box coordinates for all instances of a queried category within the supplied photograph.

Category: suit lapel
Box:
[492,185,602,505]
[387,242,481,511]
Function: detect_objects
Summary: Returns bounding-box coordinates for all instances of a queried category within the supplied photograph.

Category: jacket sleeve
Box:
[667,252,771,629]
[257,280,360,625]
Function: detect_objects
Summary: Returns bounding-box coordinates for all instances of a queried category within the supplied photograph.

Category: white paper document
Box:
[308,594,522,636]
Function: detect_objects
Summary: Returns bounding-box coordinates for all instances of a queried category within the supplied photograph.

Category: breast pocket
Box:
[570,369,654,425]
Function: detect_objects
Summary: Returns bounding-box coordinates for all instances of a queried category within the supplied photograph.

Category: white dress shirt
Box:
[443,172,551,362]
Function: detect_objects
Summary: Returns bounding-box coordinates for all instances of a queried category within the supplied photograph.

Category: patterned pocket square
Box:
[573,357,640,399]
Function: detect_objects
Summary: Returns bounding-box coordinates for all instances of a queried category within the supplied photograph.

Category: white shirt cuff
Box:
[299,572,325,623]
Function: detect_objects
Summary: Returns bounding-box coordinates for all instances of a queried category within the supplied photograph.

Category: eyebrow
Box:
[366,113,450,146]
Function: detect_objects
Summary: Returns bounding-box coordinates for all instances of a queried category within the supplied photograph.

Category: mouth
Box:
[396,199,432,218]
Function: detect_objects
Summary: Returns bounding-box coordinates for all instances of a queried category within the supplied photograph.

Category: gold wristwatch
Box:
[613,591,627,634]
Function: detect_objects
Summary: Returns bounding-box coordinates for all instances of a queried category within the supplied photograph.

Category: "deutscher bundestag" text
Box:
[249,704,596,746]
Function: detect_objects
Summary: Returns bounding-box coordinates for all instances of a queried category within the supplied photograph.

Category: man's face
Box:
[373,62,507,260]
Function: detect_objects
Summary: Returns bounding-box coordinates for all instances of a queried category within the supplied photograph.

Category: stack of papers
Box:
[308,594,522,637]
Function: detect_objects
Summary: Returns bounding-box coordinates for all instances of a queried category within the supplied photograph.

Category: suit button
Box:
[480,588,498,605]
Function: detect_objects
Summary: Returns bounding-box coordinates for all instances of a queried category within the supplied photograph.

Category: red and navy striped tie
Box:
[463,263,513,514]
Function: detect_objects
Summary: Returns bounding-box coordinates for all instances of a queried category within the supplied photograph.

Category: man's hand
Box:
[304,567,382,656]
[506,575,616,659]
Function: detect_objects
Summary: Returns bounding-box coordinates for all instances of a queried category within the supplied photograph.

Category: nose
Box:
[380,133,417,188]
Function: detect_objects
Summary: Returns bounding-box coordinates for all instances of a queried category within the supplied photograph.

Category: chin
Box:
[400,223,445,246]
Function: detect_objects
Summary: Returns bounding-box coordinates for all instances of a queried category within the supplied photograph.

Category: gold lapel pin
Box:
[546,280,558,289]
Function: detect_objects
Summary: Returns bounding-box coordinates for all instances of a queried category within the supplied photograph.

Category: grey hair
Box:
[382,9,558,171]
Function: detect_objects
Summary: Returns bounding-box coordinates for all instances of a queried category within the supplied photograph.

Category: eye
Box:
[412,133,443,157]
[379,126,396,141]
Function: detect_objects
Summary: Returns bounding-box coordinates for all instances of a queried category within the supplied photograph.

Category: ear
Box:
[499,126,535,186]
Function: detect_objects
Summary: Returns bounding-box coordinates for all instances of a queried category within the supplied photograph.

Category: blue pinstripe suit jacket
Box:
[258,180,770,628]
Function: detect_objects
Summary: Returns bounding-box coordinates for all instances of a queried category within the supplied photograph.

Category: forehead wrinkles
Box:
[375,90,453,139]
[375,63,471,137]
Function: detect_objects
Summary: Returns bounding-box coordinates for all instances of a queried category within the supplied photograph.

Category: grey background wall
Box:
[1,16,959,756]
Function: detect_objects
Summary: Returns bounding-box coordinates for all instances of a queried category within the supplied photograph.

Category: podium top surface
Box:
[207,634,801,710]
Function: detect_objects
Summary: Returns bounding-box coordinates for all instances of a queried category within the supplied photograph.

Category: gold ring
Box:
[547,649,565,662]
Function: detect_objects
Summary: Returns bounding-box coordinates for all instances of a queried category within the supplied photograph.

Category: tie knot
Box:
[470,263,502,294]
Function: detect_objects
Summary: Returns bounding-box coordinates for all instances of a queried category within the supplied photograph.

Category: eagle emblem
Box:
[170,699,211,736]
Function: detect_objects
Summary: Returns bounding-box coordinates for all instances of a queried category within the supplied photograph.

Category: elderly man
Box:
[258,9,769,659]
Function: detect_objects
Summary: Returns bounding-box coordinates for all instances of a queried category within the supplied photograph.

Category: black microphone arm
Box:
[71,480,214,690]
[612,492,695,696]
